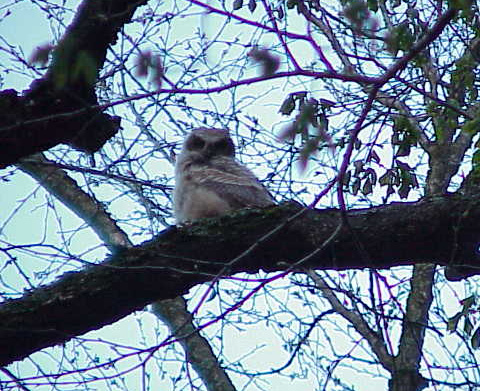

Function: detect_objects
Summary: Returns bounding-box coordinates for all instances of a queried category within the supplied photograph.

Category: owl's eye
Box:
[214,139,228,150]
[188,136,205,150]
[213,139,234,156]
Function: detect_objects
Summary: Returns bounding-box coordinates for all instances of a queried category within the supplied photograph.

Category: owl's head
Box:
[179,128,236,163]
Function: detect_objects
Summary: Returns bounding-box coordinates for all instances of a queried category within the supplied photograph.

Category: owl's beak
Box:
[204,146,214,159]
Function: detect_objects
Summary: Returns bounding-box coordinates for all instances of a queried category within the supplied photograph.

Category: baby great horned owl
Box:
[174,127,274,224]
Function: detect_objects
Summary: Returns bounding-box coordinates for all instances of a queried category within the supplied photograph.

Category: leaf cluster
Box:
[278,92,334,170]
[447,295,480,349]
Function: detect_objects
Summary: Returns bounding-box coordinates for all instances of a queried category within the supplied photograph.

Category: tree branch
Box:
[307,271,394,371]
[18,153,131,249]
[391,264,434,391]
[0,0,148,168]
[1,193,480,366]
[152,299,236,391]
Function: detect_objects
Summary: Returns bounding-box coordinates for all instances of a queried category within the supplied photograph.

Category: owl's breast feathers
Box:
[174,157,273,223]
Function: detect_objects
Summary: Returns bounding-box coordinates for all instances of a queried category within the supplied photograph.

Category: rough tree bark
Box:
[1,188,480,366]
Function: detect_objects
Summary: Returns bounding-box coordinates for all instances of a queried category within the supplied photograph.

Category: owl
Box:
[173,127,274,224]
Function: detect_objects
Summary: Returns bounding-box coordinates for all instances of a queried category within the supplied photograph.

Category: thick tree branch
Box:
[18,153,131,249]
[1,193,480,366]
[152,299,236,391]
[0,0,147,168]
[390,264,433,391]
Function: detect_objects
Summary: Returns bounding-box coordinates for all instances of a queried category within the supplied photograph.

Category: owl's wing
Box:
[189,163,274,209]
